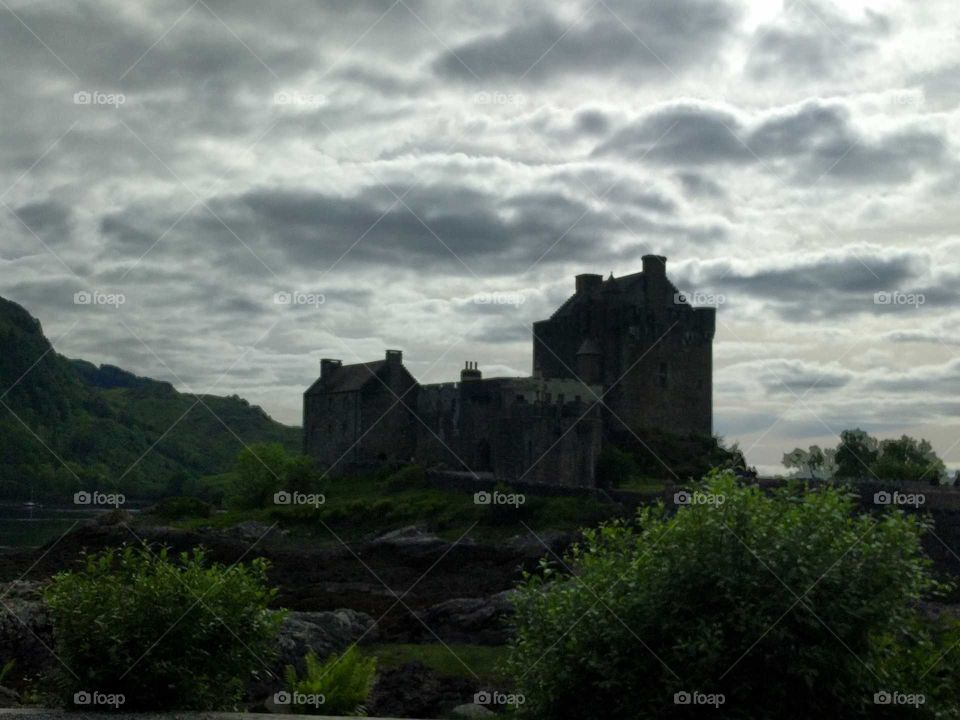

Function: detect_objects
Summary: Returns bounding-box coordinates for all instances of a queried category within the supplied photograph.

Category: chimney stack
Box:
[460,361,482,381]
[575,273,603,294]
[385,349,403,364]
[320,358,342,378]
[642,254,667,277]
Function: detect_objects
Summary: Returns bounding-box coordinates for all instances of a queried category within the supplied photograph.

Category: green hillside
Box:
[0,297,300,501]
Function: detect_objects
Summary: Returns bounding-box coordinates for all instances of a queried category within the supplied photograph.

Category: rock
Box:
[370,662,478,719]
[504,530,575,559]
[276,609,379,672]
[222,521,283,543]
[406,592,515,645]
[451,702,496,718]
[95,508,132,526]
[0,686,19,708]
[0,583,54,680]
[372,525,444,547]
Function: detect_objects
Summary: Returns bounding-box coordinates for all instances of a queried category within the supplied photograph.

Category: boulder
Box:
[0,686,19,708]
[222,521,284,543]
[451,702,496,718]
[0,582,54,681]
[407,591,515,645]
[276,609,379,672]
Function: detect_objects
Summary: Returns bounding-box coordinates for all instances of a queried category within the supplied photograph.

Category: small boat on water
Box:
[23,501,43,510]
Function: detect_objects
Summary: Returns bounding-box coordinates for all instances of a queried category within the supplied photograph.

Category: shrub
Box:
[506,470,960,719]
[45,546,283,710]
[149,495,213,520]
[386,464,427,491]
[283,647,377,716]
[595,446,638,487]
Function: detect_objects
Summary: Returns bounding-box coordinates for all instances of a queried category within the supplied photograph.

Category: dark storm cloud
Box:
[688,247,960,321]
[11,200,73,247]
[746,1,891,81]
[98,177,724,278]
[594,100,948,186]
[433,0,739,82]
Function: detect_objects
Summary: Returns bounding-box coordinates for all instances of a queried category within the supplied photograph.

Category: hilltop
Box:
[0,297,299,501]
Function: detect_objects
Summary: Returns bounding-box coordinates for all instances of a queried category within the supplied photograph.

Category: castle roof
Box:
[306,360,387,394]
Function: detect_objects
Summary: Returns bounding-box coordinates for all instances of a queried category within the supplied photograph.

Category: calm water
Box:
[0,504,131,547]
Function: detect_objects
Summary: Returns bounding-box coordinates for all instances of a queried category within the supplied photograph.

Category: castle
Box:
[303,255,715,486]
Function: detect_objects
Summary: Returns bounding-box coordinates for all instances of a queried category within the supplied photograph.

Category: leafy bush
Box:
[0,659,13,684]
[45,546,283,710]
[595,446,638,487]
[228,444,322,509]
[386,464,427,491]
[283,647,377,716]
[148,495,213,520]
[506,470,960,719]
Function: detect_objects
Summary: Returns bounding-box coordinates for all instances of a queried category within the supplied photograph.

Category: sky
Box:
[1,0,959,474]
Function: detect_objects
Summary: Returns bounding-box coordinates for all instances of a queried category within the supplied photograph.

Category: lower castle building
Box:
[303,255,715,486]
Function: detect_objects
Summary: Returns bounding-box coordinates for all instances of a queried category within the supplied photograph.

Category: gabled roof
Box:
[306,360,386,395]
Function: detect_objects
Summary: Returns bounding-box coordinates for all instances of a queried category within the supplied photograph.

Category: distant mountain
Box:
[0,297,299,501]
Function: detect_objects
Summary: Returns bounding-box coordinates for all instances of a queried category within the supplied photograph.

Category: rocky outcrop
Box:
[275,609,378,673]
[395,592,515,645]
[0,581,54,682]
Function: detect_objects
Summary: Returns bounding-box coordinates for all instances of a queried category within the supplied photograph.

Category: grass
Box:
[171,466,622,541]
[358,643,508,682]
[615,477,668,493]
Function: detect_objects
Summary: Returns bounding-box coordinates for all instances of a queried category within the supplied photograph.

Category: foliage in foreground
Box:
[45,546,283,711]
[283,647,377,716]
[506,471,960,719]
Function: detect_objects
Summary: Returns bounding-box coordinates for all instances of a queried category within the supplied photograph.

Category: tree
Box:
[782,445,837,479]
[834,428,880,479]
[506,471,960,719]
[873,436,946,485]
[229,442,290,509]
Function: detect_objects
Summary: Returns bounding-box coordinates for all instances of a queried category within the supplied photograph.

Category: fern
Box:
[284,647,377,716]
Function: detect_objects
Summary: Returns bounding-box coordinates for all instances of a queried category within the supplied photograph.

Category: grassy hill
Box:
[0,297,299,501]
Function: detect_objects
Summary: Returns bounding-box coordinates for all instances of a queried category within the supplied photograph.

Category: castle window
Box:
[658,362,669,388]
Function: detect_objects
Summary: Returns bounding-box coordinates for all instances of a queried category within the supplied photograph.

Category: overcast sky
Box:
[2,0,959,474]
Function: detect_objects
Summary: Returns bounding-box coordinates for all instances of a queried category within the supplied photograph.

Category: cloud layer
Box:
[2,0,959,474]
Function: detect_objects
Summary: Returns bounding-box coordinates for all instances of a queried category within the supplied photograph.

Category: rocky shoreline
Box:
[0,520,576,718]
